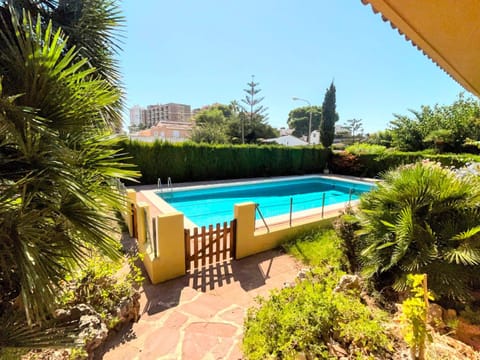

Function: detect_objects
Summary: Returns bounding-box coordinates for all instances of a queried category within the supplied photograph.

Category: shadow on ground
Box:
[94,231,289,359]
[93,323,136,360]
[141,248,284,316]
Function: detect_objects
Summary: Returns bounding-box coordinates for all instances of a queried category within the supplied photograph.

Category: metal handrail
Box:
[289,197,293,227]
[321,193,326,218]
[157,178,162,191]
[255,203,270,232]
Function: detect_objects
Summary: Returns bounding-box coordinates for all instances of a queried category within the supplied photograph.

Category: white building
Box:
[263,135,308,146]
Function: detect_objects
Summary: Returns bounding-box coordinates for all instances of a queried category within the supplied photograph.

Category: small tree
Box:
[346,118,363,143]
[287,106,322,138]
[320,82,339,148]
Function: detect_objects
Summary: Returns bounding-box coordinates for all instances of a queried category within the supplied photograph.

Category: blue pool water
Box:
[157,176,374,227]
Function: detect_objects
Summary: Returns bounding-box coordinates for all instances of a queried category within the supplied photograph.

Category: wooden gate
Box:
[184,220,237,271]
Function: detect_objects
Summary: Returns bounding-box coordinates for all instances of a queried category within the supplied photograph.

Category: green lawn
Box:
[282,227,344,269]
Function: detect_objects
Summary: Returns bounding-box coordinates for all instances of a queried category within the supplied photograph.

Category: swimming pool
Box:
[156,176,374,227]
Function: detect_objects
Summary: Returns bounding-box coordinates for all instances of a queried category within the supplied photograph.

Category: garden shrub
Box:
[333,205,362,273]
[331,150,480,178]
[58,254,143,330]
[242,269,392,360]
[357,161,480,302]
[345,143,387,154]
[330,151,365,176]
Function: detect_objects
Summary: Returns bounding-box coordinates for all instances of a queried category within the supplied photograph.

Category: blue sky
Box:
[120,0,466,133]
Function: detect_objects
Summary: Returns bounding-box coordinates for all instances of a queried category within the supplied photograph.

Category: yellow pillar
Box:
[136,202,149,245]
[234,202,256,259]
[126,189,137,237]
[146,212,186,284]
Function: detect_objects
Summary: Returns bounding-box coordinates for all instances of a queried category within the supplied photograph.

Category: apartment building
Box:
[130,103,192,129]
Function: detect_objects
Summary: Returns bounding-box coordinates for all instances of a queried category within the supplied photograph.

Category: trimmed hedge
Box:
[120,140,480,184]
[121,140,329,185]
[331,150,480,177]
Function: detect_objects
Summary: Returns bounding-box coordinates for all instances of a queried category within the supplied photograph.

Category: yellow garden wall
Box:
[126,192,186,284]
[125,191,338,284]
[234,202,334,259]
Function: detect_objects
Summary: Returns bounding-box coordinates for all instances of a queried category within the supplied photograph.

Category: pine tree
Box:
[320,82,339,148]
[240,75,268,143]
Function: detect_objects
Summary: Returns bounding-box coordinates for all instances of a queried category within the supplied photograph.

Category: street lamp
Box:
[292,97,313,144]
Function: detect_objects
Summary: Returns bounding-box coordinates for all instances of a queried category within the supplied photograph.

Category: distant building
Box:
[310,130,321,145]
[129,103,193,129]
[263,135,308,147]
[129,121,193,143]
[279,127,294,136]
[129,105,143,127]
[310,125,351,145]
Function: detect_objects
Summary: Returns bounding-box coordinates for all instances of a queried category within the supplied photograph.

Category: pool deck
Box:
[132,174,378,230]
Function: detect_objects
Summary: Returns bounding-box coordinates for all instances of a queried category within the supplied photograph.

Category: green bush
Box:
[242,269,392,359]
[120,140,328,184]
[333,206,363,273]
[331,150,480,177]
[58,254,143,330]
[345,143,387,154]
[357,161,480,301]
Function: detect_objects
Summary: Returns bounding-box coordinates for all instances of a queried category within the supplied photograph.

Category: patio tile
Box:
[179,293,232,320]
[141,327,181,359]
[185,322,237,338]
[217,305,246,326]
[98,249,300,359]
[181,332,219,360]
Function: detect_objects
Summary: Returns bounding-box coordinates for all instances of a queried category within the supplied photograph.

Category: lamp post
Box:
[292,97,313,144]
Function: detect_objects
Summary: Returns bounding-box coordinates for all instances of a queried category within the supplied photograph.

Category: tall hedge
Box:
[121,140,329,185]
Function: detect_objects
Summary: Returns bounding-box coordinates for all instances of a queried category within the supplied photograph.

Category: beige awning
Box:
[362,0,480,97]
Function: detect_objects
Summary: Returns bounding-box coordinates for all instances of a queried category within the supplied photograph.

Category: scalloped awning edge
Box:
[361,0,480,97]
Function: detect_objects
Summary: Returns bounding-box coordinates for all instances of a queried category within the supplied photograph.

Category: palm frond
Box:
[0,6,137,324]
[451,225,480,241]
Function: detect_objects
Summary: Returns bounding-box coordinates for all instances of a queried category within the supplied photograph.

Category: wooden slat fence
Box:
[184,220,237,271]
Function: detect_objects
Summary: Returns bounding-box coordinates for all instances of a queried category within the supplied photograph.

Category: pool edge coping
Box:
[134,174,376,229]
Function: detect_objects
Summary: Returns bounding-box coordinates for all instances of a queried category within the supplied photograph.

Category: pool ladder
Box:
[157,177,173,192]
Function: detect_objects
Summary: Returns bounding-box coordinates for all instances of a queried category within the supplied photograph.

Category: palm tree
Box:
[357,161,480,301]
[0,4,137,336]
[0,0,124,130]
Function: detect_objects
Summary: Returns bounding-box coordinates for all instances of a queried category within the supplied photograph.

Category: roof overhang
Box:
[361,0,480,97]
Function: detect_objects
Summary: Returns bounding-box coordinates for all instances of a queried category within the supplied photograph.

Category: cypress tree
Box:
[320,82,339,148]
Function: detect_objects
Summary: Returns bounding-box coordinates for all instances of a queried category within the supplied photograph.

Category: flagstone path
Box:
[95,248,302,360]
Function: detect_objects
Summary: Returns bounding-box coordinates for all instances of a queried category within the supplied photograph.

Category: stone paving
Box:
[95,249,302,360]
